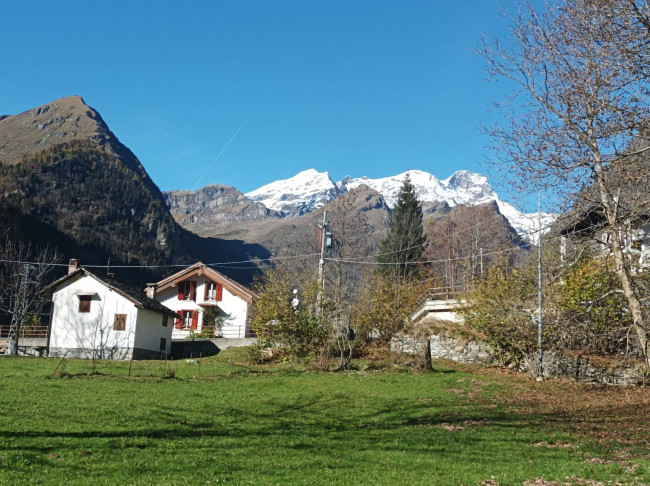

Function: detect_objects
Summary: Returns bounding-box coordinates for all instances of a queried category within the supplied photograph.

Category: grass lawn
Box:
[0,349,648,485]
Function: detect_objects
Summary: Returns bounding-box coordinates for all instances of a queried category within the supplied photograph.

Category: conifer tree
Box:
[377,176,425,278]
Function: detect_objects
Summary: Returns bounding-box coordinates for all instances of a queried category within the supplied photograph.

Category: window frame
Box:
[205,282,216,301]
[113,314,126,331]
[204,282,223,302]
[78,295,92,313]
[178,281,197,301]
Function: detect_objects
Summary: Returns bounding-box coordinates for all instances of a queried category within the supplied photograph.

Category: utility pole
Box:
[318,211,327,293]
[537,191,543,381]
[317,211,331,310]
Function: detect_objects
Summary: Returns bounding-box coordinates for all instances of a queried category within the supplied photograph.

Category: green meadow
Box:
[0,350,648,485]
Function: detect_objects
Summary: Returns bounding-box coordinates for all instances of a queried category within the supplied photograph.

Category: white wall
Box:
[154,276,250,339]
[218,290,249,338]
[132,307,172,355]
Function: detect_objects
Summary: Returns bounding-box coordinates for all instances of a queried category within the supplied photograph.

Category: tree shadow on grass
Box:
[0,392,535,449]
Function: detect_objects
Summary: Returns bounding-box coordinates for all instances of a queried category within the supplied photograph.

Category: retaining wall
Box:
[522,352,647,387]
[392,332,647,386]
[170,337,256,359]
[391,332,492,364]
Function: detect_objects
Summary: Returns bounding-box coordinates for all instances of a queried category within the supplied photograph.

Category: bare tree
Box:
[0,239,60,355]
[74,303,133,362]
[322,191,376,369]
[478,0,650,365]
[425,204,517,291]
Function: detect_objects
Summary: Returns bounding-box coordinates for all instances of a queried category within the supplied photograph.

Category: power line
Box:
[325,245,522,266]
[0,207,616,273]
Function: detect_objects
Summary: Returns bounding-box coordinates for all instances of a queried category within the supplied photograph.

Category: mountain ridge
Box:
[238,168,555,238]
[0,96,269,285]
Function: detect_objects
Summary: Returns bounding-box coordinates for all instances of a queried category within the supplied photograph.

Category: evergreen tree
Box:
[377,176,425,278]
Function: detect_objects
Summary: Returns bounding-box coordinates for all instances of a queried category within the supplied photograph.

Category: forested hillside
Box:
[0,97,268,285]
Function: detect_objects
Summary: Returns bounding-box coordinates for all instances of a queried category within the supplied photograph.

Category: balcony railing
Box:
[180,324,255,340]
[0,325,50,339]
[415,286,467,308]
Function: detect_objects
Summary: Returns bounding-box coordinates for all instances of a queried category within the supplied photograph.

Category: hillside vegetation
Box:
[0,141,181,266]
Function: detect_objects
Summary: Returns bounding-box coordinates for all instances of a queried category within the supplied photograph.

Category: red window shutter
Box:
[216,283,223,302]
[177,284,185,301]
[189,281,197,301]
[203,282,208,301]
[175,311,182,329]
[191,311,198,330]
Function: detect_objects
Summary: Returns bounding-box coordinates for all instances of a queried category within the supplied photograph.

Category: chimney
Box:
[145,284,157,299]
[68,259,80,274]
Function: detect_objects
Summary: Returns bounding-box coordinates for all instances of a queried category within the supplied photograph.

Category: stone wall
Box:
[522,352,647,387]
[391,332,493,364]
[392,332,647,386]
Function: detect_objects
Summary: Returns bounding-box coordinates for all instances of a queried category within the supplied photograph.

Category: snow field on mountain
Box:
[245,169,554,239]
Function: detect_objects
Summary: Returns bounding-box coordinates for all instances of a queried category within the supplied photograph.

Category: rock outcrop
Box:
[165,185,279,227]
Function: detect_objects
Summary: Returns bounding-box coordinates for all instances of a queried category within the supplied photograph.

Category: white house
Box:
[146,262,257,340]
[47,260,177,360]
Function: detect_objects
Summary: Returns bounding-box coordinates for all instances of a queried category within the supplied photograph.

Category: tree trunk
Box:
[424,338,432,371]
[594,149,650,367]
[609,229,649,366]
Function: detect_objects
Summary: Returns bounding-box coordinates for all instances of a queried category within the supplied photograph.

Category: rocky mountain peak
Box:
[164,184,278,229]
[0,96,116,165]
[444,170,488,189]
[0,96,160,195]
[338,184,389,213]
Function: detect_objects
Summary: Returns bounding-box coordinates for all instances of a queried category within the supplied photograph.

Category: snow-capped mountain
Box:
[246,168,555,239]
[339,170,497,207]
[340,170,554,238]
[245,169,343,217]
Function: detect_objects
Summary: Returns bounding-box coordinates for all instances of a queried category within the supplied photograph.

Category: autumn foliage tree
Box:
[249,267,328,362]
[350,269,425,349]
[557,256,633,355]
[463,244,636,364]
[479,0,650,365]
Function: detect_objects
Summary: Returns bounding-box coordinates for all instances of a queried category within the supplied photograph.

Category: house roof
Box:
[45,268,178,319]
[151,262,257,303]
[552,203,606,237]
[552,138,650,237]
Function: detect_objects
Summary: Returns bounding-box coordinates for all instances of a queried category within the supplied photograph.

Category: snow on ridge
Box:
[496,200,556,242]
[245,169,339,214]
[340,169,497,208]
[245,168,557,240]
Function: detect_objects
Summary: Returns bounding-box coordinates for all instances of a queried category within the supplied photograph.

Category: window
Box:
[204,282,223,302]
[160,337,167,351]
[175,310,198,330]
[182,311,192,329]
[177,281,197,301]
[113,314,126,331]
[205,282,215,300]
[162,315,168,327]
[78,296,91,313]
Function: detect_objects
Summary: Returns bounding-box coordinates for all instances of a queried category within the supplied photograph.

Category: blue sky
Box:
[1,1,525,203]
